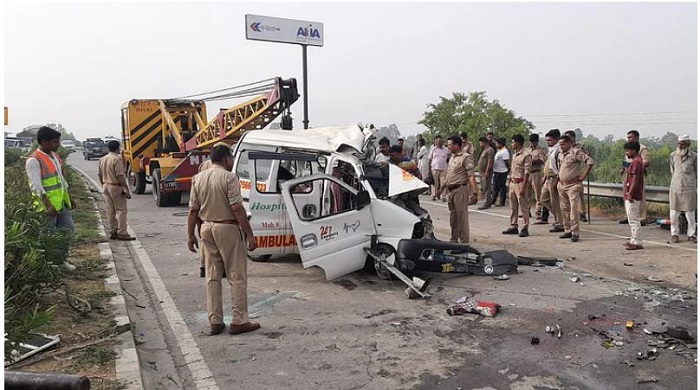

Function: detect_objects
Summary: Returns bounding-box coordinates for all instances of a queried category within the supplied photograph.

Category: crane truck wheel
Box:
[127,164,147,194]
[152,169,171,207]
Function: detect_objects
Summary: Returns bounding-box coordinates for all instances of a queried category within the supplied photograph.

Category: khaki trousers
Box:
[432,169,447,198]
[103,184,128,235]
[529,171,544,215]
[201,223,249,326]
[509,181,530,228]
[448,186,471,243]
[541,176,563,227]
[558,182,583,234]
[479,170,492,202]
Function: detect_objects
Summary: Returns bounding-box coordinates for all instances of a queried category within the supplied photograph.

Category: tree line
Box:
[373,91,694,187]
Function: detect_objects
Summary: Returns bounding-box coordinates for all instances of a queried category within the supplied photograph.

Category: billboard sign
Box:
[245,14,324,47]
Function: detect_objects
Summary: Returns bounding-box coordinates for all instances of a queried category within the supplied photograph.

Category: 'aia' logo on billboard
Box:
[297,26,321,39]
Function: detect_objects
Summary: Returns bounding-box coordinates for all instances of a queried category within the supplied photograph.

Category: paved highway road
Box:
[69,153,697,390]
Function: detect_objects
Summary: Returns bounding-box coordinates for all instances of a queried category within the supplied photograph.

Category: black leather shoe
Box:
[618,219,628,224]
[519,228,529,237]
[559,232,573,239]
[571,235,579,242]
[200,267,205,278]
[502,227,519,235]
[580,213,588,222]
[549,226,565,233]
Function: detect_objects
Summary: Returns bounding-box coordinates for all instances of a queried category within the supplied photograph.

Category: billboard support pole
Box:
[302,44,309,129]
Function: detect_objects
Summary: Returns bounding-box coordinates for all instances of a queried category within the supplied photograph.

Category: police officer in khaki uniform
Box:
[538,129,565,232]
[557,135,595,242]
[187,145,260,336]
[527,134,548,220]
[476,136,494,209]
[196,158,214,277]
[445,136,478,243]
[564,130,590,222]
[503,135,532,237]
[460,132,475,156]
[98,140,135,241]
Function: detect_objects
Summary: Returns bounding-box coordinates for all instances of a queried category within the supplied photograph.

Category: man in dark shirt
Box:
[623,141,645,250]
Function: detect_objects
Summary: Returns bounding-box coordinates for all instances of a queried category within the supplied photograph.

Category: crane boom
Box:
[186,77,298,151]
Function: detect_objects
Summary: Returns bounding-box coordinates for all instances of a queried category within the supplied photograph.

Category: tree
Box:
[418,91,534,144]
[376,123,402,144]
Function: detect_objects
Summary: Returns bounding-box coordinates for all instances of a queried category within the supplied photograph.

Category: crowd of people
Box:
[373,129,697,250]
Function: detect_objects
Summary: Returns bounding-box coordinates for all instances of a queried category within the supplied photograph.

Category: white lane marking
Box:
[127,227,219,389]
[72,164,219,389]
[423,199,697,253]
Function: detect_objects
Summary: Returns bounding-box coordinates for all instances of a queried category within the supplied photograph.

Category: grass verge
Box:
[11,165,122,390]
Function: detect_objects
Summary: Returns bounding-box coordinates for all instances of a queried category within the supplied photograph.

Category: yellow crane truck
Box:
[120,77,298,206]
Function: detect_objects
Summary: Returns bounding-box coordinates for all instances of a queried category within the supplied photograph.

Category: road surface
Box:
[69,153,697,390]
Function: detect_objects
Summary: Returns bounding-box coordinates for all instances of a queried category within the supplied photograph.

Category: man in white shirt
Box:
[25,126,76,271]
[375,137,391,165]
[490,138,510,206]
[428,135,450,201]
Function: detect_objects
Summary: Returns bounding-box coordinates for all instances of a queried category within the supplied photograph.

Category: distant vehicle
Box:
[60,140,76,152]
[83,138,108,160]
[4,137,31,152]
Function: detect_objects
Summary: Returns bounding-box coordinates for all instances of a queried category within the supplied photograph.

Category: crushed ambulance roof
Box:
[243,124,366,154]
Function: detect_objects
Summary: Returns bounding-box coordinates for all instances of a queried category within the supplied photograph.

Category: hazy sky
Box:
[4,2,698,141]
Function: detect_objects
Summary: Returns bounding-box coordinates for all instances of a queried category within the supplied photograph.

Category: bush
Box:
[4,165,69,361]
[5,149,25,167]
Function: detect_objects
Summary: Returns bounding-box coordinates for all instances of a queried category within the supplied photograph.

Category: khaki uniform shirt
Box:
[445,152,474,187]
[189,165,242,222]
[98,152,125,185]
[198,159,213,173]
[669,149,697,211]
[462,141,475,156]
[527,146,547,172]
[510,149,532,180]
[477,146,495,173]
[558,148,595,183]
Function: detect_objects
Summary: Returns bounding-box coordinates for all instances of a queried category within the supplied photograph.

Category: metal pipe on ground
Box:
[5,371,90,390]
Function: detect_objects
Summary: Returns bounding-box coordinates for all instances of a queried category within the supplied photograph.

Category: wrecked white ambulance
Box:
[232,124,434,284]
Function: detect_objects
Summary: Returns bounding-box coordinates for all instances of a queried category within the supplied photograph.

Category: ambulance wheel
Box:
[372,244,395,280]
[248,254,271,262]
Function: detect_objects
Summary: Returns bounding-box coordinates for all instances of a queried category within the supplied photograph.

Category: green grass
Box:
[80,345,118,366]
[66,167,101,243]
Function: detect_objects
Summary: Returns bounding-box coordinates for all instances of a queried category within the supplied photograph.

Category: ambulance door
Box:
[248,152,323,258]
[280,174,376,280]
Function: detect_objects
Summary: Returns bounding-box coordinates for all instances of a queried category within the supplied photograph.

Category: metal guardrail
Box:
[472,173,670,204]
[586,181,669,204]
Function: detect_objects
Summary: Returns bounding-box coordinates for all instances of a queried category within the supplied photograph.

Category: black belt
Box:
[447,183,468,191]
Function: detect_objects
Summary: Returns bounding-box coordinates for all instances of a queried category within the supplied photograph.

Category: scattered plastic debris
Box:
[636,348,658,360]
[531,337,540,345]
[447,300,500,317]
[570,276,581,283]
[646,276,663,282]
[626,321,634,329]
[494,274,510,281]
[620,360,635,367]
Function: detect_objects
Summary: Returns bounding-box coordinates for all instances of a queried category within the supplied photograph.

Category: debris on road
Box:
[447,299,500,317]
[570,276,580,283]
[531,337,540,345]
[494,274,510,281]
[638,377,658,384]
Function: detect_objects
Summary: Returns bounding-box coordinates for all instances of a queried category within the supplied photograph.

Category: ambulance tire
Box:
[366,244,396,280]
[249,254,271,262]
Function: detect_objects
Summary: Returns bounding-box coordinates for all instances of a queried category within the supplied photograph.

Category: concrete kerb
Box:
[72,165,144,390]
